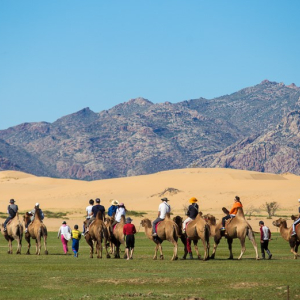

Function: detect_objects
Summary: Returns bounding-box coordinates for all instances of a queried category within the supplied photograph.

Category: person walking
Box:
[58,221,71,254]
[123,217,136,260]
[3,199,18,232]
[259,221,272,259]
[152,198,171,236]
[71,224,81,257]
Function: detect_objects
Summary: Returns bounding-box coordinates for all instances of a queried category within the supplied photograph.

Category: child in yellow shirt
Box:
[71,225,81,257]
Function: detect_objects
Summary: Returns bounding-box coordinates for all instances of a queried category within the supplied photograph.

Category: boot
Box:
[266,250,272,259]
[187,252,193,260]
[261,253,265,259]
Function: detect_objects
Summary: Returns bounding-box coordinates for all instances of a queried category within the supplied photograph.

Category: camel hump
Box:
[165,213,171,219]
[120,215,125,224]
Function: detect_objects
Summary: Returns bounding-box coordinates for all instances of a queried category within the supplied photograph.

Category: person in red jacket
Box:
[221,196,243,231]
[259,221,272,259]
[123,217,136,260]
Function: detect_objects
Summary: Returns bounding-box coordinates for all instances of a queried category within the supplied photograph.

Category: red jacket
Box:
[123,223,136,235]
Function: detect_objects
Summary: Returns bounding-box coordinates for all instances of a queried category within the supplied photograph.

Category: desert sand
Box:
[0,168,299,231]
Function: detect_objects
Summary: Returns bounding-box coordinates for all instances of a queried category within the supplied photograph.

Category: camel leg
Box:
[104,236,110,258]
[201,238,209,261]
[86,238,94,258]
[237,237,246,260]
[97,240,102,259]
[16,237,21,254]
[248,229,259,260]
[43,236,48,255]
[159,244,164,260]
[192,240,201,260]
[36,236,42,255]
[210,235,221,259]
[171,240,178,261]
[8,239,13,254]
[180,236,188,259]
[25,235,31,255]
[227,238,234,259]
[153,243,159,260]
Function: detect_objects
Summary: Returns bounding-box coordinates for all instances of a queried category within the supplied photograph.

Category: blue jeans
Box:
[152,217,164,233]
[72,239,79,253]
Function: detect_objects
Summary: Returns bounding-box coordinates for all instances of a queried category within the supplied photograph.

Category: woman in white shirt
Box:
[58,221,71,254]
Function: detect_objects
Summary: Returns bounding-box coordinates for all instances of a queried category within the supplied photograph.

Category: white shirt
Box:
[86,205,93,219]
[115,207,126,222]
[159,201,171,219]
[261,225,270,240]
[58,225,71,240]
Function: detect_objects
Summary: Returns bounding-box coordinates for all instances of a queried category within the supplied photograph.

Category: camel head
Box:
[291,215,299,221]
[272,218,287,228]
[23,212,31,223]
[204,214,216,225]
[140,218,151,228]
[173,216,183,227]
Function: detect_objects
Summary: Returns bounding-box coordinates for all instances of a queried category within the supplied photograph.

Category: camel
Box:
[272,217,300,259]
[0,213,23,254]
[173,213,210,260]
[140,213,179,261]
[106,215,126,258]
[85,211,110,259]
[210,207,259,260]
[23,208,48,255]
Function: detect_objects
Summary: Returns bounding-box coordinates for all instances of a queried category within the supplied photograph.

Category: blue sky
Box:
[1,1,300,130]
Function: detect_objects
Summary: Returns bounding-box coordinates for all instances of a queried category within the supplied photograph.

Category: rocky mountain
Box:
[191,111,300,175]
[1,80,300,180]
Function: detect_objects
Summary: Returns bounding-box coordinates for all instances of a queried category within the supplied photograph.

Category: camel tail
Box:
[41,225,48,237]
[247,227,255,240]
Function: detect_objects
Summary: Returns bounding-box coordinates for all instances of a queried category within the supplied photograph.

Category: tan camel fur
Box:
[141,213,179,261]
[23,208,48,255]
[210,207,259,260]
[85,211,110,259]
[0,213,23,254]
[272,217,300,259]
[173,214,210,260]
[106,215,126,258]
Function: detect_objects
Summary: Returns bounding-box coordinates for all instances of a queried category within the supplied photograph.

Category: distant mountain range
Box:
[1,80,300,180]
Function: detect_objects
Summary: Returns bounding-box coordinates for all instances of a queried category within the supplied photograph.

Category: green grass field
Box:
[0,232,298,300]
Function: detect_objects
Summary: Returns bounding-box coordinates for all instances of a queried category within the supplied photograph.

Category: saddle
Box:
[184,221,191,232]
[155,222,162,232]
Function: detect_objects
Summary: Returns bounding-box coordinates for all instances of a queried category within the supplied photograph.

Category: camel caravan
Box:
[1,196,300,260]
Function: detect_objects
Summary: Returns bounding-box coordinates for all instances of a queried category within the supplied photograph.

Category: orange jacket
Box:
[229,202,243,215]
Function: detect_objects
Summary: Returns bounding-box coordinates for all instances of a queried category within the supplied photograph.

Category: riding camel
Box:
[273,217,300,259]
[173,213,210,260]
[210,207,259,260]
[140,213,179,261]
[106,215,126,258]
[0,213,23,254]
[23,208,48,255]
[85,211,110,259]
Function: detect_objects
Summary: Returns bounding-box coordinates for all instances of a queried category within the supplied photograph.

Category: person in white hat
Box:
[25,203,44,233]
[152,198,171,236]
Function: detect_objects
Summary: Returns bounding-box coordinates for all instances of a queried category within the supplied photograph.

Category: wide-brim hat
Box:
[161,197,169,201]
[111,199,119,206]
[126,217,133,223]
[189,197,198,204]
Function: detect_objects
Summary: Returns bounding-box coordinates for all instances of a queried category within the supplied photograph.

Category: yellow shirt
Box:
[72,229,81,240]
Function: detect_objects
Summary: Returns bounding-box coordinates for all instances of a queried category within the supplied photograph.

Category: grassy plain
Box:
[0,232,298,300]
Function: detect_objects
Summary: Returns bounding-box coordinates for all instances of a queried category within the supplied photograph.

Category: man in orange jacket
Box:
[221,196,243,231]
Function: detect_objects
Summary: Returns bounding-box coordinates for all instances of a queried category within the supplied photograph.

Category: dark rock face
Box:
[1,81,300,179]
[191,111,300,175]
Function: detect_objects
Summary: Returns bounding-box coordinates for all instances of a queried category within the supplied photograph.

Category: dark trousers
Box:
[222,215,231,227]
[261,240,271,258]
[152,217,164,233]
[4,216,13,228]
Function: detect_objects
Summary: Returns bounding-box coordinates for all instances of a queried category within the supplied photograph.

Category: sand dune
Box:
[1,168,299,231]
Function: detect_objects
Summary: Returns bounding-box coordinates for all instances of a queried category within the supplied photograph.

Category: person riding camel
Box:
[83,199,94,234]
[111,202,126,230]
[152,197,171,237]
[25,203,44,233]
[182,197,199,233]
[221,196,243,231]
[3,199,18,232]
[291,199,300,236]
[108,199,119,217]
[85,198,105,233]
